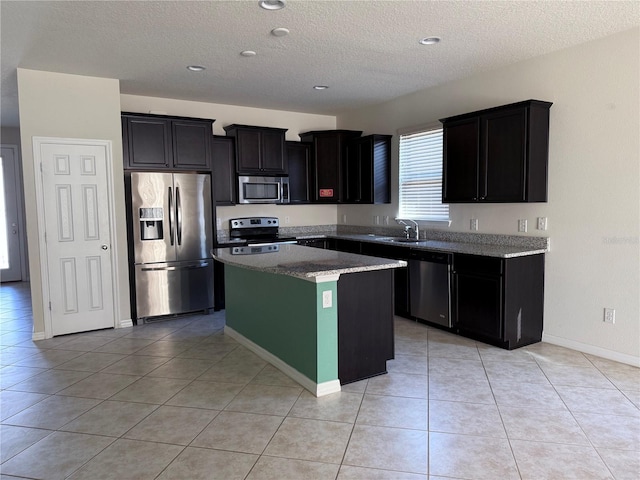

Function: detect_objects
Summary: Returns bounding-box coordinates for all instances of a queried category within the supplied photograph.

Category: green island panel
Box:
[224,265,338,384]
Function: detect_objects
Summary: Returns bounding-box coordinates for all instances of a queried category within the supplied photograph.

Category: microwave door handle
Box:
[176,186,182,246]
[168,186,174,246]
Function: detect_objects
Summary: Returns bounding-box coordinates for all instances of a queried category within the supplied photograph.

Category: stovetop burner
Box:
[228,216,296,245]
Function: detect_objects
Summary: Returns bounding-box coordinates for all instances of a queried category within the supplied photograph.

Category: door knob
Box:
[101,245,108,250]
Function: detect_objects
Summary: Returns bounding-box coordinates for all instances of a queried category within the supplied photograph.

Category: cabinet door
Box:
[313,135,342,202]
[482,107,527,201]
[172,120,212,170]
[345,140,365,203]
[286,142,311,203]
[453,272,502,339]
[235,129,262,173]
[126,117,171,169]
[443,117,480,202]
[260,130,286,173]
[211,136,236,205]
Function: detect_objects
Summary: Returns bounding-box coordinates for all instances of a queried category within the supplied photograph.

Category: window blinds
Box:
[398,127,449,220]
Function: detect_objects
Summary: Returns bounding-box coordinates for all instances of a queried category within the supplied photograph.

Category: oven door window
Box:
[244,182,280,201]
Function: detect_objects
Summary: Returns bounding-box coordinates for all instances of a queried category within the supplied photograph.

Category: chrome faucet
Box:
[395,218,419,240]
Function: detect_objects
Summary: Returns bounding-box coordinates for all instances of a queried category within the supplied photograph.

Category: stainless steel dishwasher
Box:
[409,250,452,327]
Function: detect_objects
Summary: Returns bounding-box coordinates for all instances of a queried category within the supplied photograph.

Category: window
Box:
[398,125,449,221]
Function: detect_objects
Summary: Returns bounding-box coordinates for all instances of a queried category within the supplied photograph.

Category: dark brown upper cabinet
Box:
[121,113,214,171]
[299,130,363,203]
[345,134,392,204]
[441,100,552,203]
[286,141,313,203]
[211,135,236,206]
[223,124,287,175]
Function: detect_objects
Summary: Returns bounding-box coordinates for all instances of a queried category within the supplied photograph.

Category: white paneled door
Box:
[0,145,23,282]
[38,140,115,336]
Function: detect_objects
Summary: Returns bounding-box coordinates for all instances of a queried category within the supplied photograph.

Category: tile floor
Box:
[1,281,639,479]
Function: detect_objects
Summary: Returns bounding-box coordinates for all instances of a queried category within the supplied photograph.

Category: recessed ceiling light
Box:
[240,50,257,57]
[186,65,206,72]
[313,85,329,90]
[259,0,286,10]
[419,37,441,45]
[271,27,290,37]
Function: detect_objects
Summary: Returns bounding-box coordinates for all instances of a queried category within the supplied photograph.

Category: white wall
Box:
[337,28,640,364]
[17,69,131,335]
[120,95,338,229]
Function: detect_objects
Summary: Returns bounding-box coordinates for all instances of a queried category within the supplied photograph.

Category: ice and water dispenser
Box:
[139,207,164,240]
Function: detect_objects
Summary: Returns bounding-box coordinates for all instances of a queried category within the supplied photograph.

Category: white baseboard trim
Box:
[542,333,640,367]
[32,331,46,341]
[225,326,341,397]
[118,319,134,328]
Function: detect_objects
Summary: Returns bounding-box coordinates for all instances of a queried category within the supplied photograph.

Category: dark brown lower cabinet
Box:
[452,253,544,349]
[338,269,394,384]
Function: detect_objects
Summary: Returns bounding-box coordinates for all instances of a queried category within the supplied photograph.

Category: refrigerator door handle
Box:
[168,186,175,246]
[176,186,182,246]
[141,262,210,272]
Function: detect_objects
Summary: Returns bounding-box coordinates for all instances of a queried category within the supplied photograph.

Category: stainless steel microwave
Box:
[237,175,290,204]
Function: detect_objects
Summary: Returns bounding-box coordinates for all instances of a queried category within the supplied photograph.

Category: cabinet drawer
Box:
[453,254,503,275]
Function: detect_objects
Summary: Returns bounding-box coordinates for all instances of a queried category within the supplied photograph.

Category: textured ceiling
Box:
[1,0,638,127]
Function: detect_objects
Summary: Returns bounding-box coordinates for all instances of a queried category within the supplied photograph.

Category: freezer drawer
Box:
[135,260,214,319]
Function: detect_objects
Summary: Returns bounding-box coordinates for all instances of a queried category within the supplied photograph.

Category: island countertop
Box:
[212,244,406,283]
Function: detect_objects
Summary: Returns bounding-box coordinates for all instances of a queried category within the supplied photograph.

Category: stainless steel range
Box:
[228,217,296,254]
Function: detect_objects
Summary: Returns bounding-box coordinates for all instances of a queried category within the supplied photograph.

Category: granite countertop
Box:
[212,244,406,283]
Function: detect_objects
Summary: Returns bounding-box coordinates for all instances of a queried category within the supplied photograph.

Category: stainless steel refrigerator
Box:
[130,172,214,320]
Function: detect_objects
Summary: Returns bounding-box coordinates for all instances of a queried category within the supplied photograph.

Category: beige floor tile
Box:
[623,389,640,409]
[524,343,592,366]
[429,400,505,437]
[499,405,589,444]
[109,376,190,404]
[429,432,518,480]
[60,400,158,436]
[264,416,353,464]
[341,378,368,393]
[3,394,100,429]
[556,385,639,416]
[357,394,427,430]
[483,360,549,384]
[50,335,113,352]
[510,439,612,480]
[344,424,427,474]
[386,354,428,375]
[0,431,114,480]
[598,368,640,393]
[100,355,170,376]
[225,383,302,416]
[489,379,566,409]
[0,365,47,388]
[53,351,127,372]
[477,344,537,364]
[124,405,218,445]
[395,339,428,356]
[12,349,83,368]
[177,342,238,360]
[574,412,640,450]
[429,375,495,404]
[192,411,283,453]
[165,380,244,410]
[0,346,38,365]
[130,340,194,357]
[428,356,485,378]
[366,372,427,398]
[67,438,183,480]
[427,341,480,360]
[198,358,266,384]
[156,447,258,480]
[247,456,340,480]
[0,390,48,421]
[289,390,363,423]
[597,447,640,480]
[6,368,91,394]
[337,465,427,479]
[121,325,177,340]
[57,372,140,399]
[538,362,617,389]
[93,337,156,354]
[0,425,52,463]
[146,357,215,379]
[250,364,303,388]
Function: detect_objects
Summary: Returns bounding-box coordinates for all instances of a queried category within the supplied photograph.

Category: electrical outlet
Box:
[604,308,615,324]
[284,216,290,224]
[322,290,332,308]
[216,218,222,228]
[383,216,389,225]
[373,215,379,225]
[342,214,347,224]
[470,218,478,231]
[537,217,547,230]
[518,219,528,232]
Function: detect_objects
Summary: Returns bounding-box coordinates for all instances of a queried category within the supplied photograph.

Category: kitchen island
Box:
[212,244,406,396]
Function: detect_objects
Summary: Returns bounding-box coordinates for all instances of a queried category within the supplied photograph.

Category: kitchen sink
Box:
[378,237,422,244]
